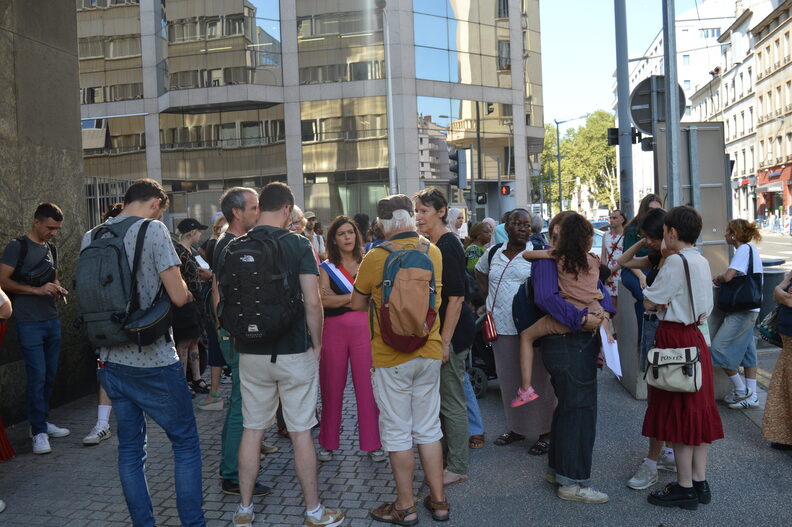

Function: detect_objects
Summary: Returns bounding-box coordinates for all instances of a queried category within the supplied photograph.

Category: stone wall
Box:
[0,1,95,423]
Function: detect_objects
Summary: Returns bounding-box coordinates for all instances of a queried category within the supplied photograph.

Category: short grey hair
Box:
[530,213,544,234]
[220,187,257,222]
[379,209,415,236]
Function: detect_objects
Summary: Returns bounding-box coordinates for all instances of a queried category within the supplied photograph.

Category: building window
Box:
[108,83,143,101]
[496,0,509,19]
[78,38,104,59]
[241,121,262,146]
[107,37,141,59]
[683,79,691,90]
[224,15,244,37]
[502,103,513,117]
[682,54,690,65]
[497,40,511,71]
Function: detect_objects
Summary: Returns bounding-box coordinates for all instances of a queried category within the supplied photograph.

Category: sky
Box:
[541,0,701,131]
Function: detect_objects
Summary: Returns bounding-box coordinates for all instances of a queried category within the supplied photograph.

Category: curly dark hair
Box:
[326,215,363,266]
[553,212,593,278]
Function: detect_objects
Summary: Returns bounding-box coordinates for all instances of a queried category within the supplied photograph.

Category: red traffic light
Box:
[500,185,511,195]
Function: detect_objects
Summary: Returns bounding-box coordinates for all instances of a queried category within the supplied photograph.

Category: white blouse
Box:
[475,243,531,335]
[643,248,713,325]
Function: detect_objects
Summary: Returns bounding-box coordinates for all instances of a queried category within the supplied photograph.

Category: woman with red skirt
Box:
[641,206,724,510]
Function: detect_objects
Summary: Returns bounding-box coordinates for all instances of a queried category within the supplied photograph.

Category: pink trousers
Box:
[319,310,382,452]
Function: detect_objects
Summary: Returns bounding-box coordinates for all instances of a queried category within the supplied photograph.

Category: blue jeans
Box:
[463,372,484,436]
[100,361,206,527]
[621,269,649,337]
[16,318,61,436]
[541,332,599,487]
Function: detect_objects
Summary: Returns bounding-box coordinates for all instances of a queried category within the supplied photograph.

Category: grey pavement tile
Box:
[1,367,791,526]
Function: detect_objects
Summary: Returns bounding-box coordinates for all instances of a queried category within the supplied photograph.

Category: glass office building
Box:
[77,0,543,226]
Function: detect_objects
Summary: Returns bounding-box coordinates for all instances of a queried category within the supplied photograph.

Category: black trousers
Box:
[541,332,599,486]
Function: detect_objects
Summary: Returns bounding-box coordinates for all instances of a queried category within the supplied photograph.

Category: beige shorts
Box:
[371,356,442,452]
[238,351,318,432]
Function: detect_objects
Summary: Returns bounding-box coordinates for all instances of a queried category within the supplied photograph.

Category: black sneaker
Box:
[647,482,698,510]
[221,479,272,497]
[693,480,711,504]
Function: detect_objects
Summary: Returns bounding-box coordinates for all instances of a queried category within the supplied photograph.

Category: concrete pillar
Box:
[280,0,304,203]
[140,0,164,182]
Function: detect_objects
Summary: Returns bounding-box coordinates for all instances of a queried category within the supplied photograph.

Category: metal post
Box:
[555,119,562,213]
[614,0,634,218]
[380,2,398,194]
[496,157,502,220]
[662,0,682,206]
[475,101,484,190]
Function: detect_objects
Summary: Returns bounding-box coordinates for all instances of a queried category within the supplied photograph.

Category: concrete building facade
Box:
[1,1,93,422]
[77,0,544,227]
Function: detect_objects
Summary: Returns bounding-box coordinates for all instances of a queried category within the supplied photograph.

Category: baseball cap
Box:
[377,194,414,219]
[304,210,317,219]
[177,218,209,234]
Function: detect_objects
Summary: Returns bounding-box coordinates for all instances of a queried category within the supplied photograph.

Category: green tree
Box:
[538,111,618,217]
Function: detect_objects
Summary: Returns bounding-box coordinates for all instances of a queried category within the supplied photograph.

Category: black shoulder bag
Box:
[716,244,762,312]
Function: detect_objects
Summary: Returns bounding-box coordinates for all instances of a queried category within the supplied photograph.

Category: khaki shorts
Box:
[238,351,318,432]
[371,356,442,452]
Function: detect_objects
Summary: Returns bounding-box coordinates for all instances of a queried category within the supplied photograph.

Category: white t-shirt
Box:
[728,243,763,313]
[474,243,531,335]
[643,248,713,325]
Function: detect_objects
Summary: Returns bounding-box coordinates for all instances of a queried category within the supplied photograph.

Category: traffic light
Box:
[475,192,488,204]
[500,184,511,196]
[607,128,619,146]
[449,148,469,189]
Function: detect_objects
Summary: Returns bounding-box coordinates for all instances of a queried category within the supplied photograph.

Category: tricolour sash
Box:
[320,260,354,294]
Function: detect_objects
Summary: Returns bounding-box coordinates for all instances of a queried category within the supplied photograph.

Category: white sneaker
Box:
[232,508,254,527]
[83,424,112,445]
[728,391,760,409]
[32,433,51,454]
[46,422,70,438]
[724,387,753,405]
[367,449,387,463]
[317,448,332,462]
[0,498,6,513]
[557,483,609,504]
[657,452,677,472]
[626,462,658,490]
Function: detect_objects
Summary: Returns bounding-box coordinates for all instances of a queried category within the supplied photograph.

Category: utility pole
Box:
[662,0,682,206]
[555,119,562,214]
[377,0,398,194]
[614,0,634,218]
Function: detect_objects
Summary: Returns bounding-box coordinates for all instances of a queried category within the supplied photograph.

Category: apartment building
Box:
[754,0,792,217]
[617,0,734,205]
[77,0,544,227]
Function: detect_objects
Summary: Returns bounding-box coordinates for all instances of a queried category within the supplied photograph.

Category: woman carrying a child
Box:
[528,212,615,504]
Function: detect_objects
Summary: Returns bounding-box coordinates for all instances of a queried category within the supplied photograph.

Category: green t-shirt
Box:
[623,224,649,258]
[228,226,319,356]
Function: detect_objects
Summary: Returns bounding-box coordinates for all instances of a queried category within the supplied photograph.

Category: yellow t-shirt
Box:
[354,232,443,368]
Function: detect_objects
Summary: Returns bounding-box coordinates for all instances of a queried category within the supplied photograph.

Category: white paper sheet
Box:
[195,255,210,270]
[600,326,622,378]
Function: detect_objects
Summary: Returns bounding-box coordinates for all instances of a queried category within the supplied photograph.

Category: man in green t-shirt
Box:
[228,182,344,527]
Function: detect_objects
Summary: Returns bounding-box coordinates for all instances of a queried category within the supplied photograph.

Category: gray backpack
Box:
[76,217,141,347]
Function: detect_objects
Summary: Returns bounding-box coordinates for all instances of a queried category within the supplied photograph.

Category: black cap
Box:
[177,218,209,234]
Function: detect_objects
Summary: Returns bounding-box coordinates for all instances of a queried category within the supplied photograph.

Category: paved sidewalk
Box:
[0,368,789,526]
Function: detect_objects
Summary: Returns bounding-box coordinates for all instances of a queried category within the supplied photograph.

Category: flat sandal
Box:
[423,495,450,522]
[370,502,418,526]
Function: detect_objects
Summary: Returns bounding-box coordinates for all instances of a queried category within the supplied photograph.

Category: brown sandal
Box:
[370,502,418,526]
[423,495,450,522]
[469,434,485,449]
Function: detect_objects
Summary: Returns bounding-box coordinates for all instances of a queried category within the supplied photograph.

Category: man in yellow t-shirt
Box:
[351,194,449,524]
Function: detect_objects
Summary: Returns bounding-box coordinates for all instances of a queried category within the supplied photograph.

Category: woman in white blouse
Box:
[474,209,555,453]
[641,206,724,511]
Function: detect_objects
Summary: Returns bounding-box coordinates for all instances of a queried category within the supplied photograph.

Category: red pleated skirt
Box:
[642,321,724,446]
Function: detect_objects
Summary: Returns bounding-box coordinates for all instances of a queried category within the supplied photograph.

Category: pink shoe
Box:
[511,386,539,408]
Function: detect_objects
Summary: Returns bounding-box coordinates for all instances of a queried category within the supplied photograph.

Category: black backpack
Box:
[218,228,303,351]
[11,237,58,287]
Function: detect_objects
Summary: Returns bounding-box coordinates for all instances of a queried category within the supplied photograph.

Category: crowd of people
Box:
[0,180,791,523]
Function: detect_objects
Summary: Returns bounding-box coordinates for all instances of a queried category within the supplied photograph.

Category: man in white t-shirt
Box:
[711,221,764,409]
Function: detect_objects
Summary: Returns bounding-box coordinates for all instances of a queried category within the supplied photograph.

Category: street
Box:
[0,365,789,527]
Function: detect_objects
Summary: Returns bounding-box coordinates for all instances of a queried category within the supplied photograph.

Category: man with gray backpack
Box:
[350,194,449,524]
[77,178,206,527]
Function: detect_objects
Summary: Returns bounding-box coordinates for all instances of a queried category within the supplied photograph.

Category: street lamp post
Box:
[553,114,589,215]
[377,0,398,194]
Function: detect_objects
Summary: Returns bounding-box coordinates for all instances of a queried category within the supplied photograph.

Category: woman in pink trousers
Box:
[317,216,385,463]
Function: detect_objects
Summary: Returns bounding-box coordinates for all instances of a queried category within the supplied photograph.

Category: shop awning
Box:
[756,183,784,193]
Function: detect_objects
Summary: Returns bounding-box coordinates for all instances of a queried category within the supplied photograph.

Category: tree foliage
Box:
[537,111,618,216]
